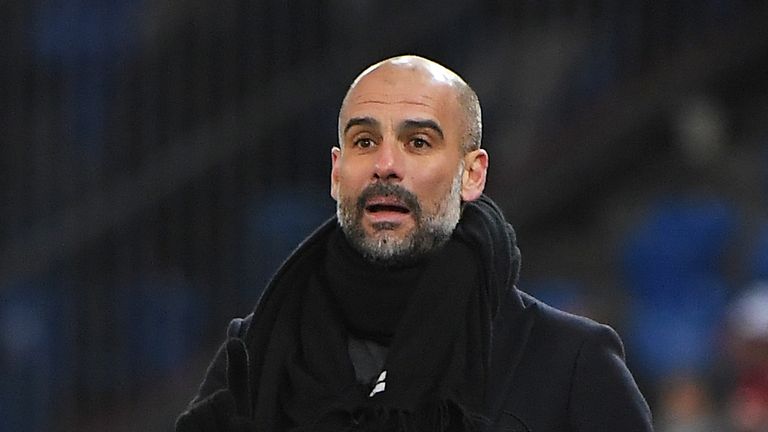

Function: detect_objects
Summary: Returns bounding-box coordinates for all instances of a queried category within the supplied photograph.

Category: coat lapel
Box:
[485,290,539,428]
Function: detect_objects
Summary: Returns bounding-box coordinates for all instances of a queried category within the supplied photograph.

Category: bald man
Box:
[176,56,653,432]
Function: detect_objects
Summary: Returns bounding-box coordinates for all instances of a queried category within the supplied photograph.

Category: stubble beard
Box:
[337,165,464,266]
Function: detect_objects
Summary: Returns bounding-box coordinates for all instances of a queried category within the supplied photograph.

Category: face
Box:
[331,64,484,264]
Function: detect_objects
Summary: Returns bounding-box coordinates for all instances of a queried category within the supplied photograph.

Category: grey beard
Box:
[336,170,463,266]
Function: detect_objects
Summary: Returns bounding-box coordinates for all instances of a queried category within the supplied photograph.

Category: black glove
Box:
[176,339,255,432]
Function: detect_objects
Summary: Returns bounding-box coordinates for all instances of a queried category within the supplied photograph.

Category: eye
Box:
[409,138,431,150]
[354,138,375,149]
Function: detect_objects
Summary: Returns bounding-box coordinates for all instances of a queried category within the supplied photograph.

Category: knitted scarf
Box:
[242,195,521,432]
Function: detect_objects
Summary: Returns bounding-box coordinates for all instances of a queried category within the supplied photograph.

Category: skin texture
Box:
[330,55,489,264]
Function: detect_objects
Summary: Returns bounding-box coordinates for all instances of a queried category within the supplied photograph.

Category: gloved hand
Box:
[176,339,255,432]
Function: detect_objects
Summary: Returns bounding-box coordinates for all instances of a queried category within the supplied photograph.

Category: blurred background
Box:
[2,1,768,431]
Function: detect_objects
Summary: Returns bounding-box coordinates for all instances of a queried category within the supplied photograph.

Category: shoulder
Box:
[518,291,625,358]
[502,291,653,430]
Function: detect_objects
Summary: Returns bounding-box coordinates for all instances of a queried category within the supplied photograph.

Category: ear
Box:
[460,149,488,202]
[330,147,341,201]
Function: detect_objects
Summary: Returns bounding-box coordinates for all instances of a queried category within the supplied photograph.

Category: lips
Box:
[365,196,411,215]
[354,183,421,227]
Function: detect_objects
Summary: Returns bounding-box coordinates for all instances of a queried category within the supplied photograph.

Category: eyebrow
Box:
[343,116,444,140]
[344,117,380,134]
[398,119,444,139]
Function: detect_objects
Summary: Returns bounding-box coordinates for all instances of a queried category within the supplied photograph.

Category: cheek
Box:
[334,164,367,197]
[411,166,459,202]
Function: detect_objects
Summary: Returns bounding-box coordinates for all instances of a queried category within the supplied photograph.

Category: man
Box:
[176,55,653,431]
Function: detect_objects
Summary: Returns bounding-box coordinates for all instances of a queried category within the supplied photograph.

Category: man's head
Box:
[331,55,489,265]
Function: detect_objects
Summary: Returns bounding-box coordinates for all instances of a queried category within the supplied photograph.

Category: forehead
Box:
[341,66,463,129]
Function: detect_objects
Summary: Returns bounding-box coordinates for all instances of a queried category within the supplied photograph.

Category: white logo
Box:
[368,370,387,397]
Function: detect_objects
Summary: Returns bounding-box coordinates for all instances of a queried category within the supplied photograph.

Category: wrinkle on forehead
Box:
[344,81,452,109]
[343,84,451,118]
[341,93,451,134]
[354,100,435,107]
[349,93,438,106]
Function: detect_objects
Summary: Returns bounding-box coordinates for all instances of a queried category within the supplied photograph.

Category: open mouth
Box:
[364,197,411,215]
[366,203,410,214]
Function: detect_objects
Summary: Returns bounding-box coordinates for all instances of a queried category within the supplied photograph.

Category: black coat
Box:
[487,289,652,431]
[186,219,653,431]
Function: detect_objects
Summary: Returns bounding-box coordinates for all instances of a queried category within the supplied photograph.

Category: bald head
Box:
[339,55,482,154]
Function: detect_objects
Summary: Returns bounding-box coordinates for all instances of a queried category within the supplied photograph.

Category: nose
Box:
[373,139,402,182]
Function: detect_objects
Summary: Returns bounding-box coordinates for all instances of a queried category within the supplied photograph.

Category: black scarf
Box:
[242,195,521,432]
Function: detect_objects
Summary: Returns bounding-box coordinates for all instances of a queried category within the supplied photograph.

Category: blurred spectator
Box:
[655,373,725,432]
[724,282,768,432]
[622,195,736,381]
[729,368,768,432]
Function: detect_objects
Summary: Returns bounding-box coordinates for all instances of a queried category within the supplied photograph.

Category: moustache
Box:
[356,183,422,219]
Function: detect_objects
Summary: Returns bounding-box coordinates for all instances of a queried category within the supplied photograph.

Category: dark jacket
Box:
[189,219,653,431]
[486,290,653,431]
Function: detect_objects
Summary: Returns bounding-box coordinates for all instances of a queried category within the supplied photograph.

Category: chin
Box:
[359,232,413,261]
[366,229,403,245]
